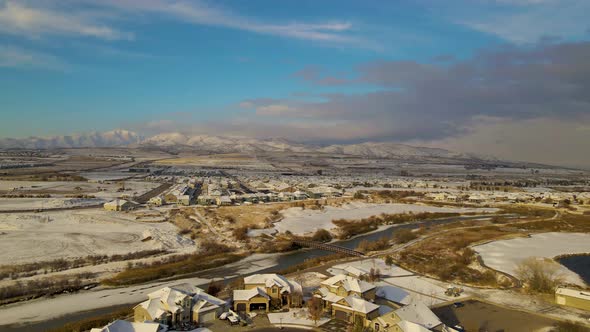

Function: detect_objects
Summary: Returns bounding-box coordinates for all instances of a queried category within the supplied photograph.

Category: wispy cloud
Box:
[96,0,366,46]
[0,45,66,70]
[0,1,132,40]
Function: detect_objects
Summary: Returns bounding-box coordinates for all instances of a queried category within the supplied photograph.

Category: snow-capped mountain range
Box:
[0,130,488,160]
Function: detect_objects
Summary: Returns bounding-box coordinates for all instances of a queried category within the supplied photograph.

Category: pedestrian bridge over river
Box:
[292,239,366,257]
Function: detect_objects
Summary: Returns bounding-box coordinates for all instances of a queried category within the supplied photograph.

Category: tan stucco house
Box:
[233,274,302,313]
[134,283,226,328]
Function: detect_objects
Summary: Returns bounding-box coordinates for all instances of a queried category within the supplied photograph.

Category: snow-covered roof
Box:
[395,301,442,329]
[90,320,163,332]
[244,274,302,295]
[321,274,375,293]
[556,287,590,301]
[334,295,380,314]
[342,265,368,278]
[233,287,270,301]
[147,287,190,314]
[375,286,411,305]
[397,320,432,332]
[138,283,223,319]
[192,288,226,313]
[317,287,344,303]
[136,298,169,320]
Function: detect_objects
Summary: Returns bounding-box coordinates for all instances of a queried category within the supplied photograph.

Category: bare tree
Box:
[307,296,323,326]
[516,258,564,294]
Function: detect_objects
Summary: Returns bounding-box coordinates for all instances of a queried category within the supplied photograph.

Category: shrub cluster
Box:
[0,273,95,303]
[0,250,167,280]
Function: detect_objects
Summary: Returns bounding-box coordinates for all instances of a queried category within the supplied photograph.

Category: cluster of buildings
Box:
[120,269,447,332]
[424,190,588,205]
[314,272,444,332]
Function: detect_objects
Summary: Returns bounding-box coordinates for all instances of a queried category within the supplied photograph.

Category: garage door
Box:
[250,303,267,312]
[199,310,216,324]
[335,310,348,321]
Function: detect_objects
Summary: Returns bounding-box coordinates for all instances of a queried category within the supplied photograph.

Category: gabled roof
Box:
[317,287,344,303]
[139,283,223,319]
[344,265,368,277]
[136,298,168,320]
[233,287,271,301]
[89,320,163,332]
[147,287,190,314]
[397,320,432,332]
[321,274,375,293]
[375,286,411,305]
[336,295,380,314]
[395,301,442,329]
[243,274,302,295]
[192,288,227,313]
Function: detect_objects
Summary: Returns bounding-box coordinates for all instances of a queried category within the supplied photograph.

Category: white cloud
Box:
[0,1,132,40]
[0,45,66,70]
[97,0,363,45]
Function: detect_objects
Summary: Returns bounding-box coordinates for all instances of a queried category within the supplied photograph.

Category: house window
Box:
[272,287,277,293]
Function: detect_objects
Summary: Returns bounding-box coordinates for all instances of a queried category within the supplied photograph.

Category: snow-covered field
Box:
[474,232,590,285]
[274,202,496,235]
[0,180,159,211]
[0,210,194,265]
[0,197,108,211]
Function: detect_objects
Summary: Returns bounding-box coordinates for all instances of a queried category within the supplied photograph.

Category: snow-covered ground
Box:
[274,202,496,235]
[0,180,159,211]
[0,210,194,265]
[474,232,590,286]
[268,308,330,327]
[0,197,106,210]
[0,274,210,326]
[0,253,279,326]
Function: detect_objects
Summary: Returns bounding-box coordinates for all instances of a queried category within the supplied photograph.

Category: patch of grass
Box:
[396,226,511,286]
[393,229,418,243]
[0,249,167,280]
[102,252,245,286]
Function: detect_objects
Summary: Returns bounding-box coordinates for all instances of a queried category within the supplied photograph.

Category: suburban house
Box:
[90,320,165,332]
[329,294,381,326]
[165,185,194,206]
[370,301,444,332]
[315,274,379,326]
[233,274,303,313]
[320,274,376,301]
[134,284,226,327]
[103,199,135,211]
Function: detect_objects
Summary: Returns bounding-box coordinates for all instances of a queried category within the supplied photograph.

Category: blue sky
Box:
[1,0,590,166]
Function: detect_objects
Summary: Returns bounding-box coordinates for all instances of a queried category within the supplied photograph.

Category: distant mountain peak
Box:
[0,130,492,162]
